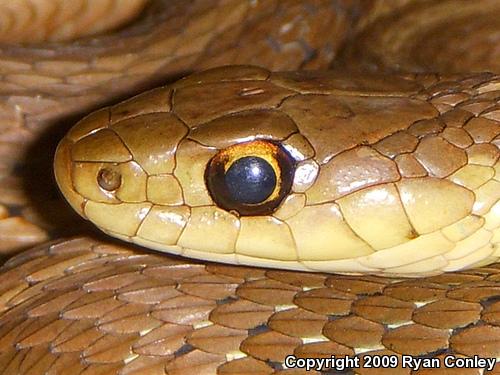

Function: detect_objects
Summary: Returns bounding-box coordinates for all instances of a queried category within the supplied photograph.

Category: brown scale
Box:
[0,238,497,374]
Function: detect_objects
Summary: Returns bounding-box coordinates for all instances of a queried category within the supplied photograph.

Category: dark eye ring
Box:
[97,168,122,191]
[205,140,295,216]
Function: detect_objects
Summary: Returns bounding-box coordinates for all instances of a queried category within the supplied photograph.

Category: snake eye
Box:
[225,156,276,204]
[206,140,295,215]
[97,167,122,191]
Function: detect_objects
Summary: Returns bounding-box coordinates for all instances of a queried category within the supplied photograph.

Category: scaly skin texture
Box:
[0,0,499,373]
[0,238,499,374]
[0,0,355,253]
[0,0,149,43]
[55,66,500,276]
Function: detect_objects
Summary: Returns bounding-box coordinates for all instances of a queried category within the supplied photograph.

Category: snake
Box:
[0,0,499,373]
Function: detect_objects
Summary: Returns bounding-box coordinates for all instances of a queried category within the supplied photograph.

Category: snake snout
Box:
[54,137,86,218]
[54,88,191,241]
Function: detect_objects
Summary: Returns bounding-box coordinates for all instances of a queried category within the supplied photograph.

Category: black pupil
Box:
[225,156,276,204]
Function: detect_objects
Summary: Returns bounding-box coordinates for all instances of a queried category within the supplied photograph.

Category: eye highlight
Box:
[97,167,122,191]
[205,140,295,215]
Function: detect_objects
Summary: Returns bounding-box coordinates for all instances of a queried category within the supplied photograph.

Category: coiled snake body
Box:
[0,1,499,373]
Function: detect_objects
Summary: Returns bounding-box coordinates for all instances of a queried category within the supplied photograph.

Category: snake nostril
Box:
[97,168,122,191]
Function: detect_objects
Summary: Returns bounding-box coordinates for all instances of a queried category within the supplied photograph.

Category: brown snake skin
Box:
[0,1,499,374]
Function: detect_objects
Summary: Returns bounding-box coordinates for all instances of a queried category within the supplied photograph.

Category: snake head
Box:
[53,67,322,268]
[55,66,498,274]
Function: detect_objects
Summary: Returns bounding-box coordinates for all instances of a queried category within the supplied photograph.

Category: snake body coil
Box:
[0,1,499,373]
